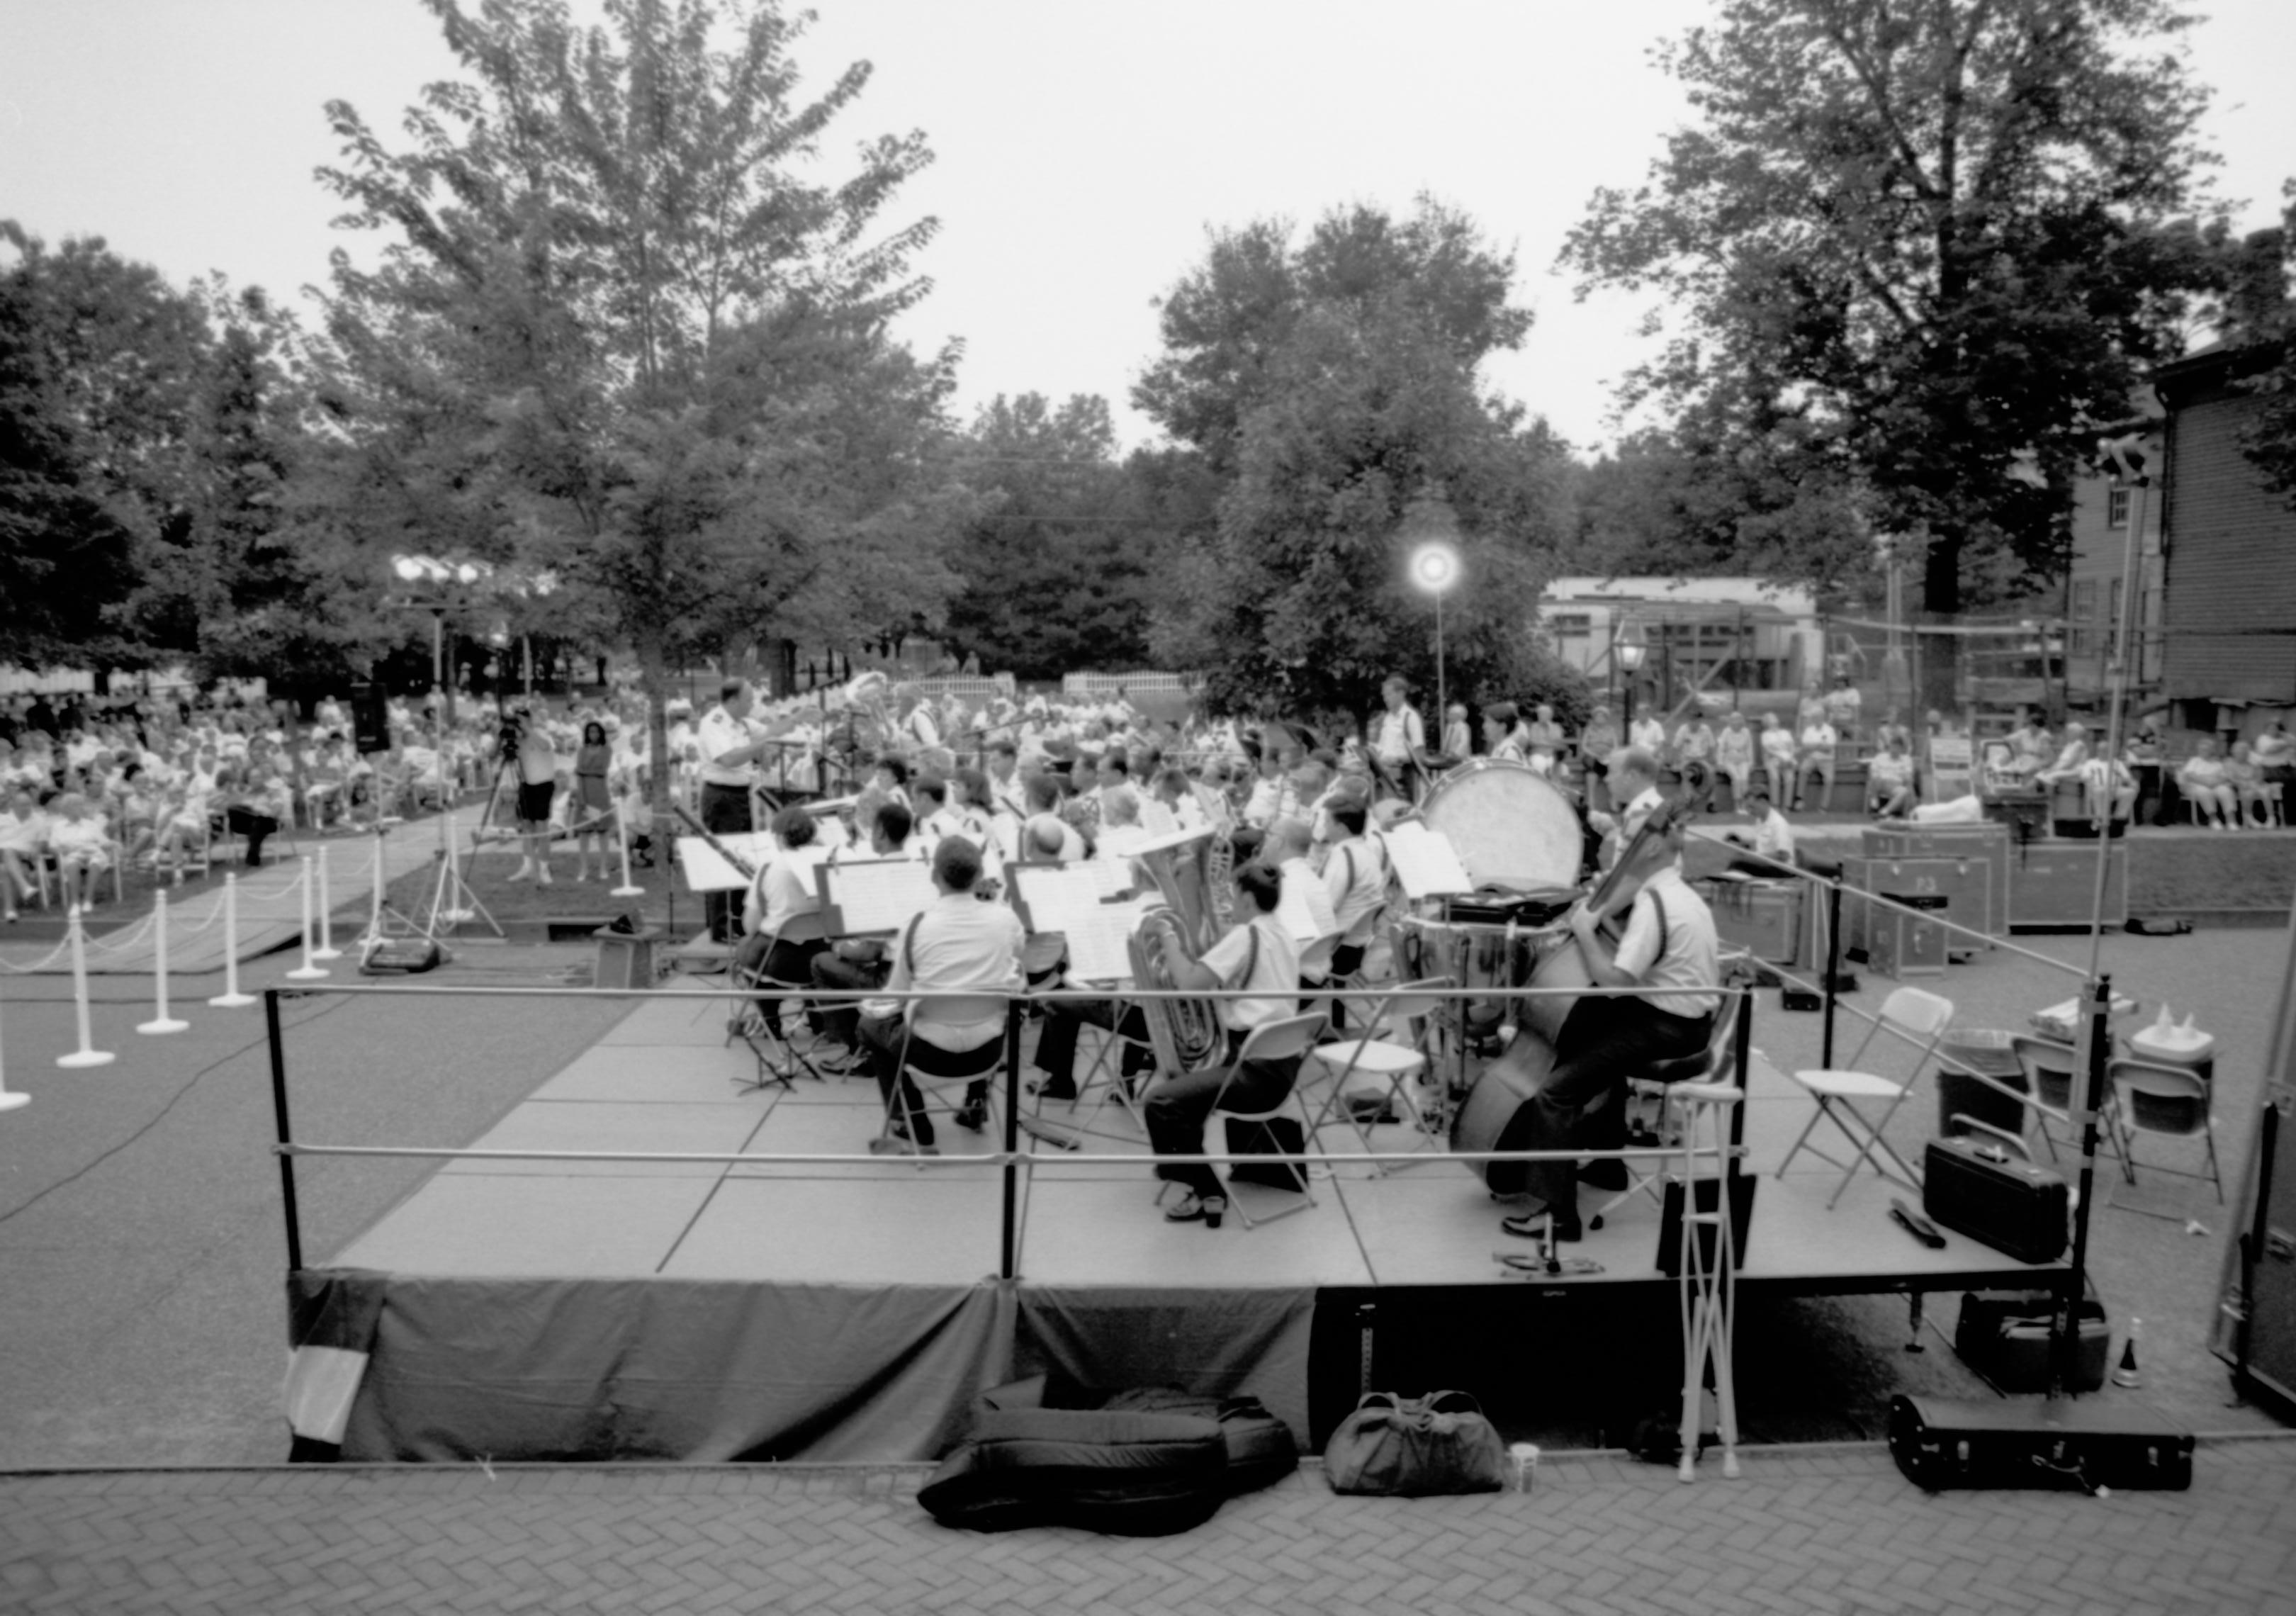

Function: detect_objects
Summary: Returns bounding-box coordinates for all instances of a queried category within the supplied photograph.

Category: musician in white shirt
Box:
[1149,860,1306,1227]
[1502,819,1720,1241]
[1723,786,1797,875]
[861,837,1024,1153]
[697,679,773,941]
[1320,799,1388,982]
[733,805,831,1044]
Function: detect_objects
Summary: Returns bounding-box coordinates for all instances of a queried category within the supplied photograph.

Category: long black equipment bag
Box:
[1923,1136,2069,1264]
[1887,1394,2192,1493]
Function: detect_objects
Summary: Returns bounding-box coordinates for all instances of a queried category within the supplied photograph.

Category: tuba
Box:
[1127,905,1225,1074]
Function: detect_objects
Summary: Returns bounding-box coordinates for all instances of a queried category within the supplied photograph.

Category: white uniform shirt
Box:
[1613,867,1721,1021]
[697,706,755,787]
[880,891,1025,1052]
[1200,911,1302,1033]
[1371,706,1424,765]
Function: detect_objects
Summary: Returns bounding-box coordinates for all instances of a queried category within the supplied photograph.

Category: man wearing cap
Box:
[698,678,772,943]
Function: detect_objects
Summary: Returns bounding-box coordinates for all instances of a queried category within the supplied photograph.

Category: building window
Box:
[2105,579,2122,657]
[2107,486,2131,529]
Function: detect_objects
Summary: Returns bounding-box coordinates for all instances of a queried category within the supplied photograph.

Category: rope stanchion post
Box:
[208,872,257,1008]
[611,809,643,899]
[0,986,29,1112]
[136,890,188,1036]
[56,909,116,1070]
[286,858,329,982]
[312,846,342,962]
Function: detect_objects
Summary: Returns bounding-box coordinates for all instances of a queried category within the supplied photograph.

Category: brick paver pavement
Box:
[4,1440,2292,1615]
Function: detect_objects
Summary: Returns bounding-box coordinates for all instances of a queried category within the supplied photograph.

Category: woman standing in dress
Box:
[572,720,615,881]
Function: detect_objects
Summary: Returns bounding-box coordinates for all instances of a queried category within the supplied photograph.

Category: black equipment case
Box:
[1923,1136,2069,1264]
[1954,1287,2108,1393]
[1887,1394,2192,1492]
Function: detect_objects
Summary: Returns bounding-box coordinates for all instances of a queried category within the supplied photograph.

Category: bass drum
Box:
[1421,758,1584,892]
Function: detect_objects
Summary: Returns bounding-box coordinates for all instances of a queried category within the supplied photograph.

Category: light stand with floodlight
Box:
[390,554,504,944]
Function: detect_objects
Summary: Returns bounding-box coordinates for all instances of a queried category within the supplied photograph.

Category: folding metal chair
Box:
[1779,986,1955,1208]
[1301,977,1453,1172]
[2109,1057,2223,1211]
[724,912,834,1091]
[1201,1011,1329,1228]
[1590,992,1745,1231]
[2008,1032,2130,1181]
[877,992,1012,1162]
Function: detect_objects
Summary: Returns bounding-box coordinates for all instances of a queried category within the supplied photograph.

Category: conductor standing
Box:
[697,678,772,944]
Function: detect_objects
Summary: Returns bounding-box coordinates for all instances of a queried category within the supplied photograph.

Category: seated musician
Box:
[1502,817,1721,1242]
[732,805,830,1045]
[984,740,1028,819]
[1148,860,1305,1228]
[1483,701,1527,763]
[861,836,1025,1154]
[1721,786,1796,877]
[1321,797,1388,997]
[1020,773,1086,862]
[1589,747,1663,858]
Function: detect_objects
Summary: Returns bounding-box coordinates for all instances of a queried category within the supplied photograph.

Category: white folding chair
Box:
[1590,993,1745,1231]
[1301,977,1453,1172]
[725,911,834,1090]
[1202,1011,1329,1228]
[1779,987,1955,1208]
[877,992,1012,1162]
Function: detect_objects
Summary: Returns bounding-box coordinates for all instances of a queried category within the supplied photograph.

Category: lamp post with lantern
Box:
[1402,490,1465,740]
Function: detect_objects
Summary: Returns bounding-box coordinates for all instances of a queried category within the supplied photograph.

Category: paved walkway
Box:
[5,1442,2292,1615]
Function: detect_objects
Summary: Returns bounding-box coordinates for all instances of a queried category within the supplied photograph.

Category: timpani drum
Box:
[1419,758,1585,892]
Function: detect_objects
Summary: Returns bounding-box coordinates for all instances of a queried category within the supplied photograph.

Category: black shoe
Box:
[1025,1079,1079,1103]
[952,1101,990,1133]
[1581,1157,1631,1192]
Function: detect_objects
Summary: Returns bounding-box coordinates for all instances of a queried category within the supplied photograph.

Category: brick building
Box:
[2153,339,2296,734]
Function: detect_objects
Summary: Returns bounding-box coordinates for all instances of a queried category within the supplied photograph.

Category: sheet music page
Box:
[1014,866,1141,982]
[1382,821,1473,899]
[1277,869,1339,943]
[823,858,938,934]
[673,834,775,893]
[1137,799,1181,836]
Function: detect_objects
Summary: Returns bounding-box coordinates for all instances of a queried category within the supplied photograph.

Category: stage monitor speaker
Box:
[360,938,441,975]
[351,683,391,755]
[1887,1394,2191,1493]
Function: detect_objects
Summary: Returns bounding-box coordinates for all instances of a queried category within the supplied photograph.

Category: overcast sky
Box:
[4,0,2291,458]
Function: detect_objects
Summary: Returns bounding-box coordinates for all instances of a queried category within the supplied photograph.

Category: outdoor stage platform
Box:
[291,982,2066,1464]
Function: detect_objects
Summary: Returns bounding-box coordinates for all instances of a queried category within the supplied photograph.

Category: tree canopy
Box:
[312,0,969,790]
[1139,203,1577,726]
[1563,0,2229,618]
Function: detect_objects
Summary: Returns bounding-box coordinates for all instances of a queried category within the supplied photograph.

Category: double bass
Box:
[1448,777,1714,1197]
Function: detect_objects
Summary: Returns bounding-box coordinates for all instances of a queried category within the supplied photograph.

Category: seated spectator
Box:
[1867,736,1918,819]
[2178,739,2239,829]
[47,792,117,911]
[0,786,47,920]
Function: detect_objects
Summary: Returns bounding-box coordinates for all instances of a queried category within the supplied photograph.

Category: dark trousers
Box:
[225,806,278,865]
[1033,997,1152,1099]
[862,1015,997,1148]
[1144,1031,1304,1202]
[809,951,886,1050]
[1522,996,1713,1215]
[731,933,826,1039]
[700,782,752,942]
